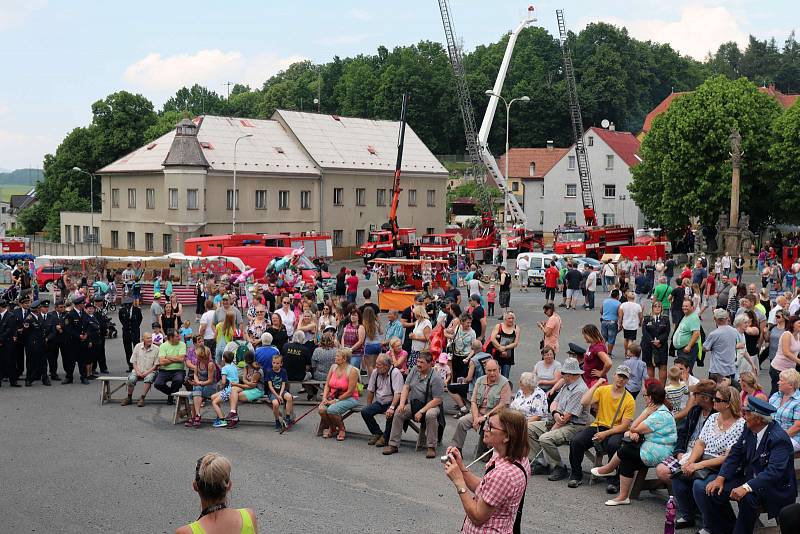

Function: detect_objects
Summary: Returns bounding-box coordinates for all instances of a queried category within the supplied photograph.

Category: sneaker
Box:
[284,415,293,427]
[213,418,228,428]
[226,414,239,429]
[137,397,146,407]
[121,397,132,407]
[567,479,583,488]
[547,465,569,481]
[224,411,236,420]
[274,420,282,432]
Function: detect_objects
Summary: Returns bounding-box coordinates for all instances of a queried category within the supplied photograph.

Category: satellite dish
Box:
[601,119,610,129]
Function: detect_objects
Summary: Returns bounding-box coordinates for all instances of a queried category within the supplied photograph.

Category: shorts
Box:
[499,291,510,308]
[364,343,382,356]
[127,370,157,386]
[192,384,216,399]
[566,288,580,299]
[600,321,618,345]
[218,387,232,402]
[623,329,637,341]
[704,295,717,308]
[519,271,529,285]
[267,391,288,402]
[544,287,556,301]
[243,388,265,402]
[324,396,360,415]
[350,354,363,371]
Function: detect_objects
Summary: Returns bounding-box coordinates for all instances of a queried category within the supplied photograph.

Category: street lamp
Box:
[232,134,253,234]
[484,90,529,231]
[72,166,95,244]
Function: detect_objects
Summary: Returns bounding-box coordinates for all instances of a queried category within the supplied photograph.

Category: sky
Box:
[0,0,795,171]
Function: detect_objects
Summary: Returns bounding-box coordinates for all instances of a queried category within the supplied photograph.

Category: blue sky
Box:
[0,0,795,171]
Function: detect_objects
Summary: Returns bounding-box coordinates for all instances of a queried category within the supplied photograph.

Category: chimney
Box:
[546,140,554,151]
[609,122,615,131]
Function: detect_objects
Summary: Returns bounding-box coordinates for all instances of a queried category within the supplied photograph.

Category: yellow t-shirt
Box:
[591,385,635,428]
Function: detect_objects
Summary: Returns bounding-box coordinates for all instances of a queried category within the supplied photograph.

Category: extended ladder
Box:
[556,9,596,225]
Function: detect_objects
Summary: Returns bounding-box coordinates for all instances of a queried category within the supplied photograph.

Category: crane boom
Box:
[556,9,596,226]
[387,93,409,245]
[476,6,535,226]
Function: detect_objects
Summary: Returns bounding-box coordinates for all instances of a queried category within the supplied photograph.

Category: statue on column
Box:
[715,211,729,252]
[738,213,755,255]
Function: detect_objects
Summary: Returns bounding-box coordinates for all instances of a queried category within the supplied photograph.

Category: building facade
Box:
[523,127,644,241]
[59,211,100,245]
[97,112,447,256]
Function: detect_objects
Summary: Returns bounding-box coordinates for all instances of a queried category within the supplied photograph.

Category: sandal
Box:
[184,417,195,428]
[336,429,346,441]
[322,429,332,439]
[192,415,201,428]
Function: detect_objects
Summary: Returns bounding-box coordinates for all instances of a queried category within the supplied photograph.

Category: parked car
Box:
[516,252,560,286]
[35,266,64,292]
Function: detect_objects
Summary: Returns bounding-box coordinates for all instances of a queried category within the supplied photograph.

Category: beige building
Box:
[97,112,447,256]
[59,211,100,245]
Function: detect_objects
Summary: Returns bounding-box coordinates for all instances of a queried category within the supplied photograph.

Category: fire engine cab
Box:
[554,225,634,258]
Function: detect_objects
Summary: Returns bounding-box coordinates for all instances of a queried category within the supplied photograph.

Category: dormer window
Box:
[529,162,536,177]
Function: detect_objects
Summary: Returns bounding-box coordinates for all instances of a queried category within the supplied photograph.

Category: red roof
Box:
[758,84,799,109]
[642,85,799,135]
[590,127,641,168]
[497,147,570,180]
[642,92,688,133]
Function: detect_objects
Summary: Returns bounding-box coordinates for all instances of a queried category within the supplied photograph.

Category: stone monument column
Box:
[729,129,742,229]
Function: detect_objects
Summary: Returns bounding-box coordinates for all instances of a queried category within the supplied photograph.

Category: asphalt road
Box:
[0,276,768,533]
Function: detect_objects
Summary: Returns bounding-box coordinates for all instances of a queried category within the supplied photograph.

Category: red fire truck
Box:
[553,225,634,258]
[357,227,417,263]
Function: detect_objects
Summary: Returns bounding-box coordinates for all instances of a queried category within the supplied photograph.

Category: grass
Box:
[0,185,33,203]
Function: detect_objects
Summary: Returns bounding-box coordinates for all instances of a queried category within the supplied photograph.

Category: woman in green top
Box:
[175,453,256,534]
[214,311,236,364]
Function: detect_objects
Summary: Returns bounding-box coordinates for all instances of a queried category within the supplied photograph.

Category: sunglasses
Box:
[713,396,729,403]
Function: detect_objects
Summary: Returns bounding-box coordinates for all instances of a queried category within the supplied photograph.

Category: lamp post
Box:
[232,134,253,234]
[72,167,95,245]
[484,91,529,231]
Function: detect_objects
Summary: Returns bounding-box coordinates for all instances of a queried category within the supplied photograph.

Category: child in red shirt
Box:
[486,285,497,316]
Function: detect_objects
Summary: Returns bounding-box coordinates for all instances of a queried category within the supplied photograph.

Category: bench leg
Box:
[629,468,649,500]
[173,396,190,425]
[100,381,110,406]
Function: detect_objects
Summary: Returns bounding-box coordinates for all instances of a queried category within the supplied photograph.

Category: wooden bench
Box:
[629,466,670,500]
[98,376,129,406]
[315,405,363,436]
[287,380,325,406]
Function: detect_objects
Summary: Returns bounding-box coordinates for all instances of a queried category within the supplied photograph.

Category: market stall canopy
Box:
[35,253,247,273]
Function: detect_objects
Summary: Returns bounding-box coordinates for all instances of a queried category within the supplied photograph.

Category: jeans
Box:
[600,321,618,347]
[350,354,363,371]
[500,363,512,378]
[361,401,391,438]
[603,276,614,291]
[568,426,623,482]
[346,292,357,304]
[693,473,764,534]
[586,290,595,309]
[672,473,714,526]
[154,369,186,397]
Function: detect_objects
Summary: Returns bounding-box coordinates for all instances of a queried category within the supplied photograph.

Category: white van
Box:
[516,252,561,286]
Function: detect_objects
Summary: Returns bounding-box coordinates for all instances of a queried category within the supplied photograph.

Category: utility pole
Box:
[222,81,233,99]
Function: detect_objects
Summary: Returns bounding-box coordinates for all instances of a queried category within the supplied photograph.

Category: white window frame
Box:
[606,155,614,170]
[568,155,576,170]
[603,213,616,226]
[127,231,135,250]
[127,188,136,208]
[145,232,154,252]
[565,184,577,198]
[408,189,417,206]
[355,188,366,206]
[146,188,155,209]
[255,190,267,210]
[300,190,311,210]
[603,184,616,199]
[226,189,239,210]
[426,189,436,207]
[162,234,173,253]
[565,212,577,225]
[376,188,387,206]
[168,188,179,210]
[111,188,120,208]
[186,189,198,210]
[355,229,366,245]
[110,230,119,249]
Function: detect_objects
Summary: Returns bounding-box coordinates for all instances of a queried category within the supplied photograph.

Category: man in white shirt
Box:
[768,295,787,326]
[516,255,530,292]
[720,253,732,277]
[584,266,598,310]
[198,300,217,355]
[617,291,642,354]
[788,294,800,317]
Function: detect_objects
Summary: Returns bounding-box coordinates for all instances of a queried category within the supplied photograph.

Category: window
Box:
[204,188,207,211]
[565,212,577,225]
[408,189,417,206]
[255,190,267,209]
[511,181,519,192]
[146,188,155,209]
[127,231,135,250]
[127,188,136,208]
[588,136,594,146]
[74,225,80,242]
[226,189,239,210]
[603,213,616,225]
[65,226,72,243]
[568,156,576,170]
[163,234,172,253]
[300,190,311,210]
[529,162,536,176]
[333,188,343,206]
[603,184,616,198]
[168,188,178,210]
[111,188,120,208]
[426,190,436,207]
[186,189,198,210]
[566,184,577,197]
[355,188,366,206]
[145,233,154,252]
[278,190,290,210]
[111,231,119,249]
[355,229,366,245]
[606,155,614,170]
[541,184,545,197]
[539,211,544,225]
[426,227,435,235]
[83,226,89,241]
[333,230,343,247]
[93,226,99,239]
[376,189,387,206]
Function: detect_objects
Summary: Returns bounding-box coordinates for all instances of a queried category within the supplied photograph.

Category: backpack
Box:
[233,340,250,368]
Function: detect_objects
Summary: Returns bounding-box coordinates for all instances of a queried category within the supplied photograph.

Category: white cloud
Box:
[348,8,371,21]
[0,129,55,169]
[0,0,46,30]
[587,4,748,60]
[123,49,307,93]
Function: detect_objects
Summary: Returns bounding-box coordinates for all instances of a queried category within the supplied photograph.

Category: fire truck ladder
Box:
[556,9,596,226]
[438,0,484,181]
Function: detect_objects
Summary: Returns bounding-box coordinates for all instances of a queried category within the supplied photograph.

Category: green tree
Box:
[629,76,781,233]
[770,101,800,219]
[144,110,184,143]
[163,85,227,116]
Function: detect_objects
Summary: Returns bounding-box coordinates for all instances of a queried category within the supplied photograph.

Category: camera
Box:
[440,454,454,464]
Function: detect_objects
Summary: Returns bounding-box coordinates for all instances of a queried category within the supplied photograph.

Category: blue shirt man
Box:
[600,290,622,354]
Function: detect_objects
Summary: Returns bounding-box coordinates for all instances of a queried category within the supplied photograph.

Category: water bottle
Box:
[664,496,676,534]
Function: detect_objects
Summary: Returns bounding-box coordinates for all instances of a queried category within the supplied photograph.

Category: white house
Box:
[522,127,643,241]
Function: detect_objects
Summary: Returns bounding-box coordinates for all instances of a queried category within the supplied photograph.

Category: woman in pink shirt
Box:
[537,303,562,354]
[581,324,612,387]
[770,315,800,395]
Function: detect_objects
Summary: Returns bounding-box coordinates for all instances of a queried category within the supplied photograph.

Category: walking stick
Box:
[279,402,319,434]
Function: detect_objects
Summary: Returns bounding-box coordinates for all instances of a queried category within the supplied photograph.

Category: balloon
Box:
[236,267,256,283]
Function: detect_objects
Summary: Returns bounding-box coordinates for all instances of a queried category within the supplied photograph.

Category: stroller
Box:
[105,315,118,339]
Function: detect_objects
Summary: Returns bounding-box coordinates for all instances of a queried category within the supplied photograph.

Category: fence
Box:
[24,235,100,257]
